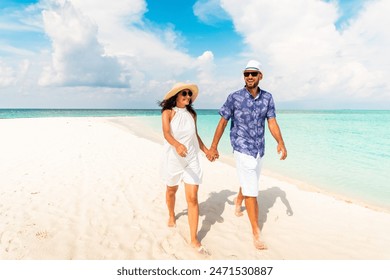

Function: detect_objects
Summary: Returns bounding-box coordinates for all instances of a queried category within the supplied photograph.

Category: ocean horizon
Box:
[1,108,389,211]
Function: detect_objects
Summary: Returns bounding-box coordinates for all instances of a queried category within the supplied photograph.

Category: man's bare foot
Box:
[234,197,243,217]
[167,216,176,227]
[253,235,267,250]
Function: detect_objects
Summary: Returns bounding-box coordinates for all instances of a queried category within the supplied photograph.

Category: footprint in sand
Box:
[0,230,22,253]
[134,237,151,253]
[161,239,175,255]
[228,254,239,259]
[35,230,49,240]
[100,238,120,250]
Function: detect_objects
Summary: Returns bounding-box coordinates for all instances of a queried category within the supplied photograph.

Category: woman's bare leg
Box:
[166,186,178,227]
[184,184,200,247]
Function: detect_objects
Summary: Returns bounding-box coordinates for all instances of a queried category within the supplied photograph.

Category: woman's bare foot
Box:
[191,242,210,256]
[167,216,176,227]
[234,197,243,217]
[253,235,267,250]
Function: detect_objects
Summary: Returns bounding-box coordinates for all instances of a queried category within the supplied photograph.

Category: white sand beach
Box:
[1,117,390,260]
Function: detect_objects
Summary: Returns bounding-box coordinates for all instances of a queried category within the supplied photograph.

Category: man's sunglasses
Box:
[180,90,193,97]
[243,72,259,77]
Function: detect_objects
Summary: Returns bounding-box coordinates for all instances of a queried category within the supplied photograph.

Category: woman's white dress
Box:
[161,107,202,186]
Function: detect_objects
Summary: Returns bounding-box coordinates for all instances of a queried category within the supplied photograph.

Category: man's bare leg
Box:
[245,196,267,250]
[166,186,178,227]
[234,187,244,217]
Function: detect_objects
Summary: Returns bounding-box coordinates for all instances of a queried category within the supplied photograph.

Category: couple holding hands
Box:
[159,60,287,255]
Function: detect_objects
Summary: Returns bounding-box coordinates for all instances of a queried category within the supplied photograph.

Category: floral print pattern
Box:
[219,87,276,158]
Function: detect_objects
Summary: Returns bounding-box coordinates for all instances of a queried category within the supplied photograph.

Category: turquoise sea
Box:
[1,109,389,211]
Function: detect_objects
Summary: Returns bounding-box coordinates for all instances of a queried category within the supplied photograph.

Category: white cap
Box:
[244,60,262,73]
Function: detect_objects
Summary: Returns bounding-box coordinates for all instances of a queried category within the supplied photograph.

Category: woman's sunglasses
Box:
[243,72,259,77]
[180,90,193,97]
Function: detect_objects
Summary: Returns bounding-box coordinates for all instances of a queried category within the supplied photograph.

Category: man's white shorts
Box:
[233,150,263,197]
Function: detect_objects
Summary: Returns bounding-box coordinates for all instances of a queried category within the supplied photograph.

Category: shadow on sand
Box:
[198,189,236,241]
[258,186,293,229]
[174,190,236,242]
[175,186,293,240]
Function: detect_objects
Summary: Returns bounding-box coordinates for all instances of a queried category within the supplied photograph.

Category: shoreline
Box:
[108,116,390,215]
[1,116,390,260]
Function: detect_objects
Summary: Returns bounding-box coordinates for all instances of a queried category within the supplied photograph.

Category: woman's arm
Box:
[162,110,188,157]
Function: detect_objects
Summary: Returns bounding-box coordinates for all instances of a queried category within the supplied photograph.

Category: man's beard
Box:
[245,81,259,89]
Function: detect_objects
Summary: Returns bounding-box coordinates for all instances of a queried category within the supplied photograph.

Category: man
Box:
[207,60,287,250]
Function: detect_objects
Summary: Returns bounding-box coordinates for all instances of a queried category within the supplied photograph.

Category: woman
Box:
[159,82,209,255]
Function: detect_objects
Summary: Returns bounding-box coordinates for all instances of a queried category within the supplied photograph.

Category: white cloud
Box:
[220,0,390,105]
[39,0,126,87]
[2,0,389,109]
[195,51,215,84]
[0,60,17,87]
[1,0,208,107]
[340,0,390,98]
[69,0,146,24]
[0,22,40,32]
[193,0,230,25]
[0,58,31,89]
[38,0,200,95]
[66,0,195,75]
[0,44,36,56]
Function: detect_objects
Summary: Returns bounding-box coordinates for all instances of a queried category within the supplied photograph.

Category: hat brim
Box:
[163,83,199,102]
[243,68,261,71]
[243,68,262,74]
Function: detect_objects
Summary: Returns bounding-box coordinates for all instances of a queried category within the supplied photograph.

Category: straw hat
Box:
[163,82,199,102]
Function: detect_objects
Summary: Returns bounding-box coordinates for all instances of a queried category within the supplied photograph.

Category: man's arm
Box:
[207,117,228,161]
[267,118,287,160]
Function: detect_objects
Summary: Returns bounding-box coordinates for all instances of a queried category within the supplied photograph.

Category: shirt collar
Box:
[244,86,261,100]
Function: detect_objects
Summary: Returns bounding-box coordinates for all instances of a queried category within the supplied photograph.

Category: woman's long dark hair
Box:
[158,92,197,117]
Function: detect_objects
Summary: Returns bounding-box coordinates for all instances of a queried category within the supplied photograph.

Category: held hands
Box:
[206,147,219,162]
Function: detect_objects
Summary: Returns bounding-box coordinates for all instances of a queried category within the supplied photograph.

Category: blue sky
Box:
[144,0,243,57]
[0,0,389,109]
